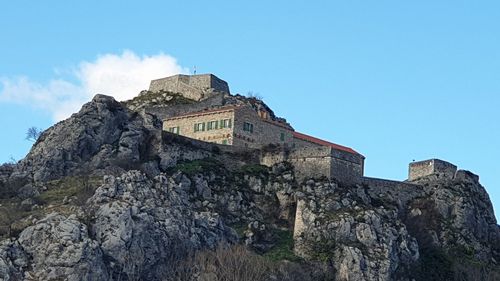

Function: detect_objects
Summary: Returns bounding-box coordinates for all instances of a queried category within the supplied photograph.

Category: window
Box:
[220,119,232,129]
[168,126,180,134]
[194,122,205,132]
[207,120,219,131]
[280,132,285,141]
[243,122,254,133]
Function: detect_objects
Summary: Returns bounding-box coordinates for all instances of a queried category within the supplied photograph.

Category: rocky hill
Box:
[0,93,499,281]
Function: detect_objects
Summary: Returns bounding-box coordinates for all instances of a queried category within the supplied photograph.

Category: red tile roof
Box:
[292,131,363,156]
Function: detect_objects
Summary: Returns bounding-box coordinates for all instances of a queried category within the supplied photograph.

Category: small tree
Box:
[26,127,42,142]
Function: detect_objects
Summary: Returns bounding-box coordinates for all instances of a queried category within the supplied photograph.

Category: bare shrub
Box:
[161,244,271,281]
[452,260,500,281]
[194,244,270,281]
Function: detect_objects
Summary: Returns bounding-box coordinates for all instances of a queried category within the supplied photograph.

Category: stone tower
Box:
[408,159,457,181]
[148,74,230,101]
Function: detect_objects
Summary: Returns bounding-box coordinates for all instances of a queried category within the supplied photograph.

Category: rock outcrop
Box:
[293,181,419,280]
[12,94,158,183]
[407,170,500,262]
[0,93,498,281]
[88,171,236,280]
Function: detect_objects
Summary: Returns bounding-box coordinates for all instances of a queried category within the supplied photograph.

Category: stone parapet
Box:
[149,74,230,101]
[408,159,457,181]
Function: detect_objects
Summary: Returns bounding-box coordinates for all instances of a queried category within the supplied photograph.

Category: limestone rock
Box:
[293,181,419,280]
[10,95,158,183]
[87,170,237,280]
[3,213,108,281]
[409,170,500,262]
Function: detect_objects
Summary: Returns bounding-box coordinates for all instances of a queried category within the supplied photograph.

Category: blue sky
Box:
[1,1,499,216]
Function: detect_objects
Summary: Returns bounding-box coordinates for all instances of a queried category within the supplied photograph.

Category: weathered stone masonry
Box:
[408,159,457,181]
[163,105,294,148]
[262,145,365,183]
[150,73,370,184]
[149,74,230,101]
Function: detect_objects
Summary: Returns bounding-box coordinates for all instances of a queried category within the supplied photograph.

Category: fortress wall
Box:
[173,81,205,100]
[331,149,364,165]
[161,131,260,169]
[432,160,457,178]
[260,149,288,167]
[330,157,363,184]
[149,74,229,101]
[289,156,333,182]
[361,177,421,190]
[361,176,423,207]
[409,159,457,181]
[209,75,231,93]
[261,146,364,184]
[408,160,434,180]
[187,75,211,90]
[149,76,179,93]
[260,146,332,181]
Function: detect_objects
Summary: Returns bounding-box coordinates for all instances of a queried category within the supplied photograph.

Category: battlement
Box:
[408,159,457,181]
[149,74,230,101]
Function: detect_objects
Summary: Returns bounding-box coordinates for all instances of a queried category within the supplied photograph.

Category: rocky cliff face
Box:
[10,94,158,183]
[0,94,498,281]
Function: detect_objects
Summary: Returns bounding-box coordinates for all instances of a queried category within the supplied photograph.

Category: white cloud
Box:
[0,50,188,121]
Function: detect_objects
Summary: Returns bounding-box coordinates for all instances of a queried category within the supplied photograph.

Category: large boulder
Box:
[1,213,108,281]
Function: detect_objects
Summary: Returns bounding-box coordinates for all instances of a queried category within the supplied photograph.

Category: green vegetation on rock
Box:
[37,176,101,206]
[264,229,301,262]
[172,158,224,176]
[239,164,269,176]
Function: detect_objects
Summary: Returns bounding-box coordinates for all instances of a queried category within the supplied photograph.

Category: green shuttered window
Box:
[243,122,254,133]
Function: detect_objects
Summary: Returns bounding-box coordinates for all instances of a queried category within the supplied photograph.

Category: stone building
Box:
[156,73,365,183]
[163,102,365,183]
[291,132,364,182]
[163,105,295,148]
[261,132,365,183]
[408,159,457,181]
[149,74,230,101]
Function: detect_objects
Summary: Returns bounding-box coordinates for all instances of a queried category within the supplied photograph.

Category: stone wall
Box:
[360,176,423,209]
[233,106,294,149]
[286,146,334,181]
[160,131,260,171]
[293,199,308,255]
[261,146,364,184]
[408,159,457,181]
[330,156,363,184]
[149,74,230,101]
